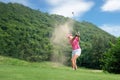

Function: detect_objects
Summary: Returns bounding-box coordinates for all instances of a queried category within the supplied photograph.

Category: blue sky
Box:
[0,0,120,37]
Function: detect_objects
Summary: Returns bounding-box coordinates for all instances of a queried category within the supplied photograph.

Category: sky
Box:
[0,0,120,37]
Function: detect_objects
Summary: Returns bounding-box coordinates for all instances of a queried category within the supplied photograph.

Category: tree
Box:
[101,37,120,74]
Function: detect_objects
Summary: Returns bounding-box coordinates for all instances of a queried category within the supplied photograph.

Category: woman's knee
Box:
[71,58,74,62]
[71,58,73,62]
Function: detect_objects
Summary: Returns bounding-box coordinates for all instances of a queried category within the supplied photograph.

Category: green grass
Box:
[0,56,120,80]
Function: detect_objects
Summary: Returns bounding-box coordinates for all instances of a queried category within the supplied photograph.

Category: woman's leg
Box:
[74,54,79,69]
[71,54,79,70]
[71,57,75,69]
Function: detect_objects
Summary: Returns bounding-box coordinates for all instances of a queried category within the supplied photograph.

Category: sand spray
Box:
[50,20,74,65]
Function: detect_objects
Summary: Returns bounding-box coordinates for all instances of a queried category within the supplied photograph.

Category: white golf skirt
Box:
[72,48,81,57]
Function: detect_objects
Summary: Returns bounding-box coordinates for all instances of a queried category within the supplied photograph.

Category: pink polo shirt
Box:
[70,37,80,50]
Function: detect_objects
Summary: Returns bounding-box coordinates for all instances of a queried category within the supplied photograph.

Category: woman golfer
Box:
[67,33,81,70]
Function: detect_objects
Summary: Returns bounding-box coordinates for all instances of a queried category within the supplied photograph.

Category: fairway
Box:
[0,62,120,80]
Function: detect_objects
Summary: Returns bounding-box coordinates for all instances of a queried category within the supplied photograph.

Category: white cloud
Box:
[101,0,120,12]
[46,0,94,17]
[0,0,31,7]
[99,24,120,37]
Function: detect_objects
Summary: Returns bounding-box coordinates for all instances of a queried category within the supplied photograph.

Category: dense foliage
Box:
[0,2,116,69]
[101,37,120,74]
[0,2,54,61]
